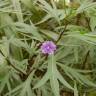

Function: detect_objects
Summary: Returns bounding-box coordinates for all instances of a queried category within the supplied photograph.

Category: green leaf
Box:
[74,82,79,96]
[14,22,43,41]
[50,76,59,96]
[11,0,23,22]
[40,29,58,41]
[6,70,35,96]
[49,54,60,96]
[57,70,74,90]
[77,0,96,13]
[58,64,96,87]
[36,0,60,24]
[33,72,50,89]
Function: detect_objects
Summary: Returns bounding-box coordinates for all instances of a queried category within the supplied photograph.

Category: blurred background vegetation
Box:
[0,0,96,96]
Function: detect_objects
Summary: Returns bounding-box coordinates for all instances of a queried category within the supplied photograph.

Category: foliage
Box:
[0,0,96,96]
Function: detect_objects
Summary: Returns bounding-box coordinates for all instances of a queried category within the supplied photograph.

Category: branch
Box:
[56,23,67,44]
[6,58,27,75]
[83,12,91,31]
[82,51,90,69]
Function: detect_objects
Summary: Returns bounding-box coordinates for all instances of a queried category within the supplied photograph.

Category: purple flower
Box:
[40,41,56,55]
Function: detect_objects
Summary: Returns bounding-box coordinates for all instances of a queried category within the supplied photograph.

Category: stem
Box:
[85,17,91,31]
[56,23,67,44]
[83,12,91,31]
[82,51,90,69]
[76,13,81,25]
[6,58,27,75]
